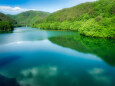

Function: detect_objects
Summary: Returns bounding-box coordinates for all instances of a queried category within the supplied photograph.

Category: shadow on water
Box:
[49,35,115,66]
[0,31,13,34]
[0,55,21,67]
[0,74,20,86]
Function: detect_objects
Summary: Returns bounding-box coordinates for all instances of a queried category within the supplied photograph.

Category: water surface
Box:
[0,27,115,86]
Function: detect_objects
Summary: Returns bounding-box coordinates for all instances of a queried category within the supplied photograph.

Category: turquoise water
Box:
[0,27,115,86]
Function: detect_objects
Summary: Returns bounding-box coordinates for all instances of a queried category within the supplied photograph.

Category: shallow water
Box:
[0,27,115,86]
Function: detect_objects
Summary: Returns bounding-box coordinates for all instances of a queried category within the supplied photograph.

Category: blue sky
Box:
[0,0,97,14]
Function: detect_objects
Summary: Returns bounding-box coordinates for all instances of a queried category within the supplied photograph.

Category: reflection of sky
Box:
[2,65,114,86]
[0,27,102,60]
[19,66,58,86]
[88,68,111,86]
[0,27,77,45]
[0,39,115,86]
[0,39,99,60]
[0,27,115,86]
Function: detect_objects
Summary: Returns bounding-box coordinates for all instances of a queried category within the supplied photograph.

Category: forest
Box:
[0,13,16,31]
[0,0,115,38]
[33,0,115,38]
[9,10,50,26]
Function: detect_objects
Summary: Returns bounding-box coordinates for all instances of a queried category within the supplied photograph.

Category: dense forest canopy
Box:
[9,10,50,26]
[0,10,50,31]
[0,0,115,37]
[33,0,115,38]
[0,12,17,24]
[0,12,16,31]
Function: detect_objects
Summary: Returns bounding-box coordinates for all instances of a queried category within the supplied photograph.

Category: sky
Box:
[0,0,97,14]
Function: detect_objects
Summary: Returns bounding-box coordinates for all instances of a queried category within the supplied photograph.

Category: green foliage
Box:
[70,21,83,31]
[50,22,60,30]
[44,2,94,22]
[34,0,115,38]
[0,21,13,31]
[0,12,16,31]
[0,12,17,25]
[78,18,115,38]
[9,10,50,26]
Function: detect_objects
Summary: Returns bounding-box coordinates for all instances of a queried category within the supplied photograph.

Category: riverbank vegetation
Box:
[33,0,115,38]
[0,10,50,31]
[0,13,17,32]
[0,21,13,31]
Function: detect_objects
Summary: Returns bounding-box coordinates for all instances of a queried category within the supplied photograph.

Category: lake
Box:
[0,27,115,86]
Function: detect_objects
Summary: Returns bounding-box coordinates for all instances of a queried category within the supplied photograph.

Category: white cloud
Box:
[0,6,36,14]
[19,66,58,86]
[88,68,111,86]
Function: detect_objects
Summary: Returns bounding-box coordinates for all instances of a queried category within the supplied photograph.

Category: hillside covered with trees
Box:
[9,10,50,26]
[33,0,115,38]
[0,13,17,32]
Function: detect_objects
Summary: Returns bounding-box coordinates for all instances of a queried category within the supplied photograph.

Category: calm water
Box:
[0,27,115,86]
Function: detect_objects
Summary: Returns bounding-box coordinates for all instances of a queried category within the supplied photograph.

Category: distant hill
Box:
[9,10,50,26]
[33,0,115,38]
[38,0,115,22]
[0,12,17,25]
[0,12,17,31]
